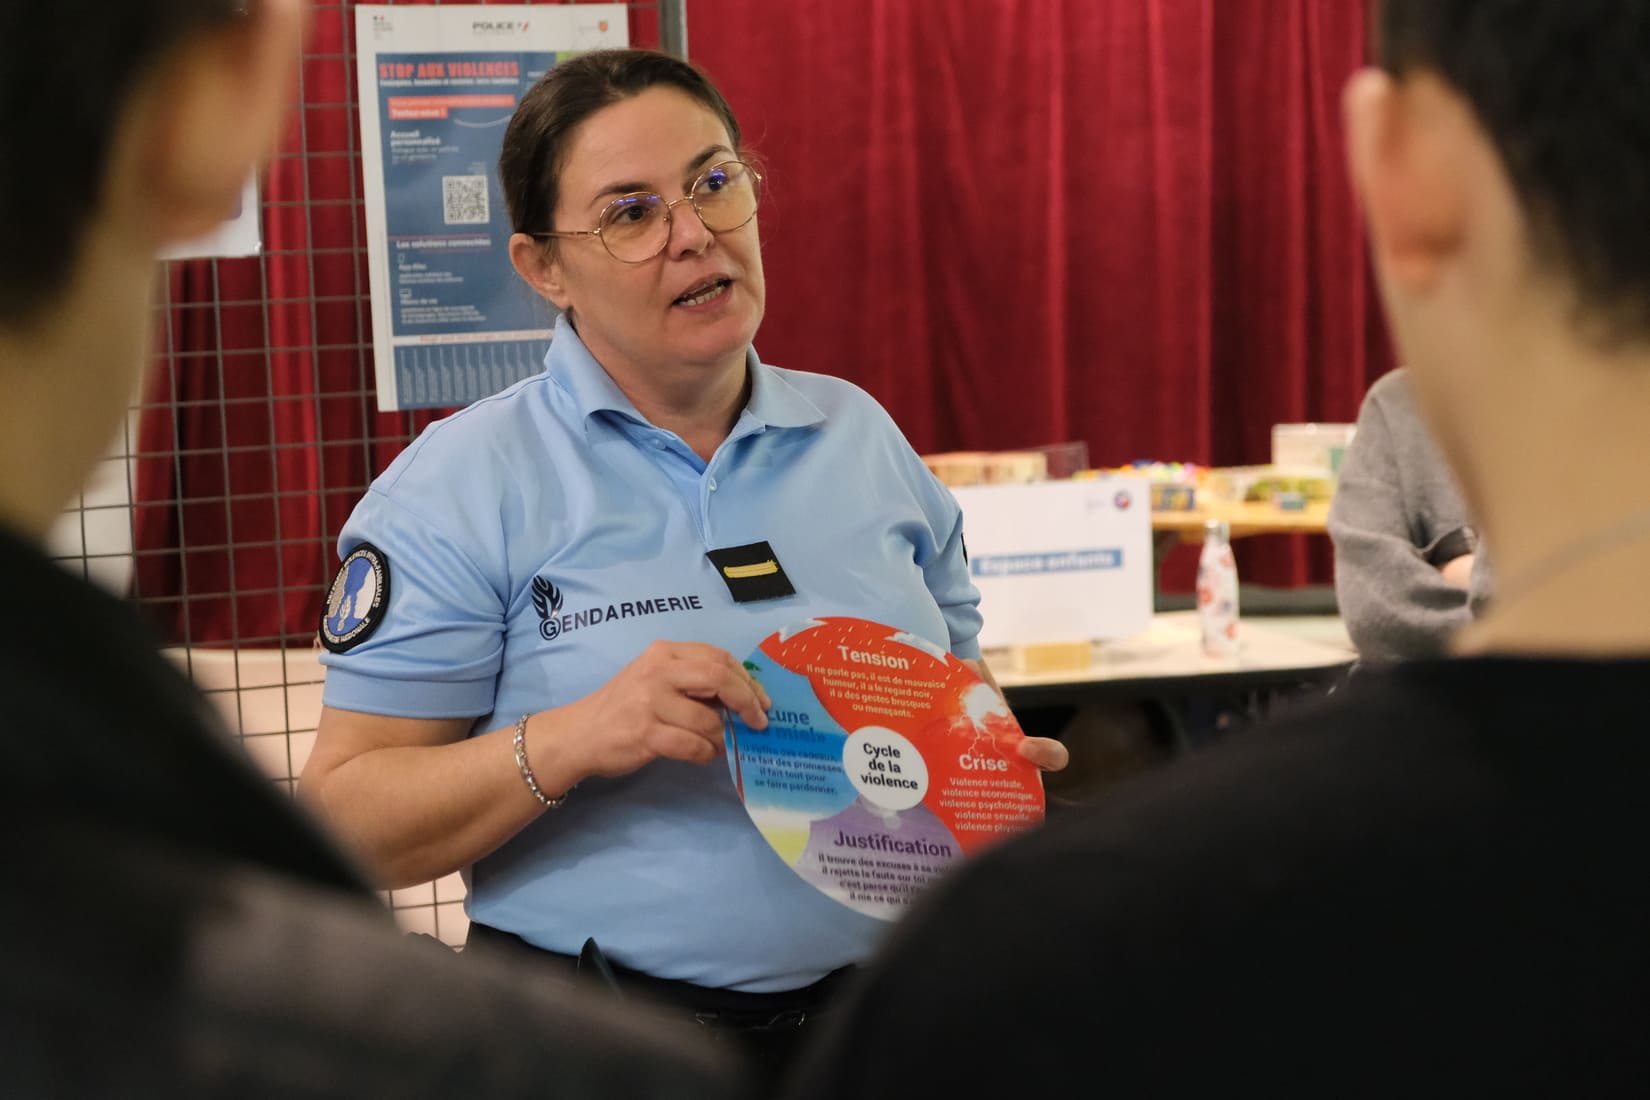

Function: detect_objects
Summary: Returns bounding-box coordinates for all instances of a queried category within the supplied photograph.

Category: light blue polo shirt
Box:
[321,314,981,992]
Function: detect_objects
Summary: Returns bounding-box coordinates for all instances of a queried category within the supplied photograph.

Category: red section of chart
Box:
[916,709,1042,854]
[757,617,1043,855]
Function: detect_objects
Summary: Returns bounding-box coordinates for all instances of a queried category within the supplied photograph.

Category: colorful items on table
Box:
[1077,462,1203,511]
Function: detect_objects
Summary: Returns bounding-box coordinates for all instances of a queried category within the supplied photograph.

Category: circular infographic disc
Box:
[725,617,1046,920]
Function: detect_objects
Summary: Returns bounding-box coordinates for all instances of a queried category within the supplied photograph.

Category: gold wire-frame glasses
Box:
[528,159,762,264]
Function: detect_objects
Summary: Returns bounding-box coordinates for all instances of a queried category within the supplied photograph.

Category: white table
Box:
[990,611,1354,706]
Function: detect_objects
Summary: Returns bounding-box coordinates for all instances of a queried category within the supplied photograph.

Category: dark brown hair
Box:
[498,48,743,237]
[0,0,248,326]
[1379,0,1650,338]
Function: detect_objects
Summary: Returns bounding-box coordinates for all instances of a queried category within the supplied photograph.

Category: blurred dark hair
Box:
[1378,1,1650,338]
[0,0,248,327]
[499,48,743,237]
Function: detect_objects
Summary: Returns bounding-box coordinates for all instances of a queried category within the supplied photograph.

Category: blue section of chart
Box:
[728,649,855,817]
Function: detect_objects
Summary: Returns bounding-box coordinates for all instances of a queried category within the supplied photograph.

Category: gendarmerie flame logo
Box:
[532,576,564,639]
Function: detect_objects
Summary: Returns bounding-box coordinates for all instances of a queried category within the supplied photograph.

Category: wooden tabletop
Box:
[1151,499,1331,540]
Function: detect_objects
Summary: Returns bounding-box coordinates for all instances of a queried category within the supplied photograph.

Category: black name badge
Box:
[706,541,797,604]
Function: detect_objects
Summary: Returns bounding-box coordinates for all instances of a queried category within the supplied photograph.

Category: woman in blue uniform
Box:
[301,48,1065,1085]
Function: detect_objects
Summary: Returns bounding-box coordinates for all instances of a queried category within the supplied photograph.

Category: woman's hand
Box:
[562,640,773,778]
[963,655,1069,772]
[1016,736,1070,772]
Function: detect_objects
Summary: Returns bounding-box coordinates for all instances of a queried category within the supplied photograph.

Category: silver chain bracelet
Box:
[513,714,570,809]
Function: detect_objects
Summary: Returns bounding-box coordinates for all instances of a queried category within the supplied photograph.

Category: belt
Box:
[464,922,857,1034]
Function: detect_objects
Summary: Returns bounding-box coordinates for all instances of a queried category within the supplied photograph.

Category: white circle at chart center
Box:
[842,726,929,812]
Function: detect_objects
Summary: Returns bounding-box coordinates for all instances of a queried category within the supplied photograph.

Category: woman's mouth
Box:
[673,277,732,307]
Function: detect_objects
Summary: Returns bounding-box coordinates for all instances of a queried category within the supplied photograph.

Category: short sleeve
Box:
[319,487,506,719]
[884,433,982,660]
[923,484,983,661]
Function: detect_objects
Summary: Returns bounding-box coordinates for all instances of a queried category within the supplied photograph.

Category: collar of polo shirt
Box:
[545,313,825,442]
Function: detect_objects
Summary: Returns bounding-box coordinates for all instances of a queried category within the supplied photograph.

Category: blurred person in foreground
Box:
[789,2,1650,1094]
[0,2,739,1096]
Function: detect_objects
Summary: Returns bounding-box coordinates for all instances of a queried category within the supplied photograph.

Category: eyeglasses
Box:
[530,160,762,264]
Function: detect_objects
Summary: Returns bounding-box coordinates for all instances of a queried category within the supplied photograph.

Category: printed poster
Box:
[725,617,1045,921]
[355,5,627,410]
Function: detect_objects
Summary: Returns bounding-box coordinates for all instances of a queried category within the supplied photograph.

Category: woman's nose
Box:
[664,197,713,258]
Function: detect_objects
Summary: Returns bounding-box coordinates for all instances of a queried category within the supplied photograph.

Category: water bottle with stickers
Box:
[1197,518,1240,656]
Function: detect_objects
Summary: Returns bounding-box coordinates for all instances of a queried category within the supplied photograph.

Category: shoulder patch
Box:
[320,543,392,653]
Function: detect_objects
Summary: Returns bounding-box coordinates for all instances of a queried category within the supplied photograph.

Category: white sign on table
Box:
[950,479,1154,647]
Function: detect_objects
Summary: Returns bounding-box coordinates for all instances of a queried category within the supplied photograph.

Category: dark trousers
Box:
[465,922,856,1096]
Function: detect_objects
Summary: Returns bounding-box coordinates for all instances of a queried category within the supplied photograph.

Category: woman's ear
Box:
[135,0,307,243]
[510,233,574,311]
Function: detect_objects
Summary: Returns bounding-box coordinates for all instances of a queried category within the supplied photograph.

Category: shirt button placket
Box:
[702,470,721,546]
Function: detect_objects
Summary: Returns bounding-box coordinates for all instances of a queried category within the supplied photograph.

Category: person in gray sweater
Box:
[1328,368,1490,660]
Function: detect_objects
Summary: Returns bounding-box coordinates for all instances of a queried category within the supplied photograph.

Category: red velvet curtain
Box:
[135,0,1390,647]
[689,0,1393,590]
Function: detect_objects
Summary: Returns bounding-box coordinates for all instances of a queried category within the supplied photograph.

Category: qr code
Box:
[442,175,489,225]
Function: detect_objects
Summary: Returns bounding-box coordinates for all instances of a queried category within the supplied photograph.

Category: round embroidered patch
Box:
[320,543,391,653]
